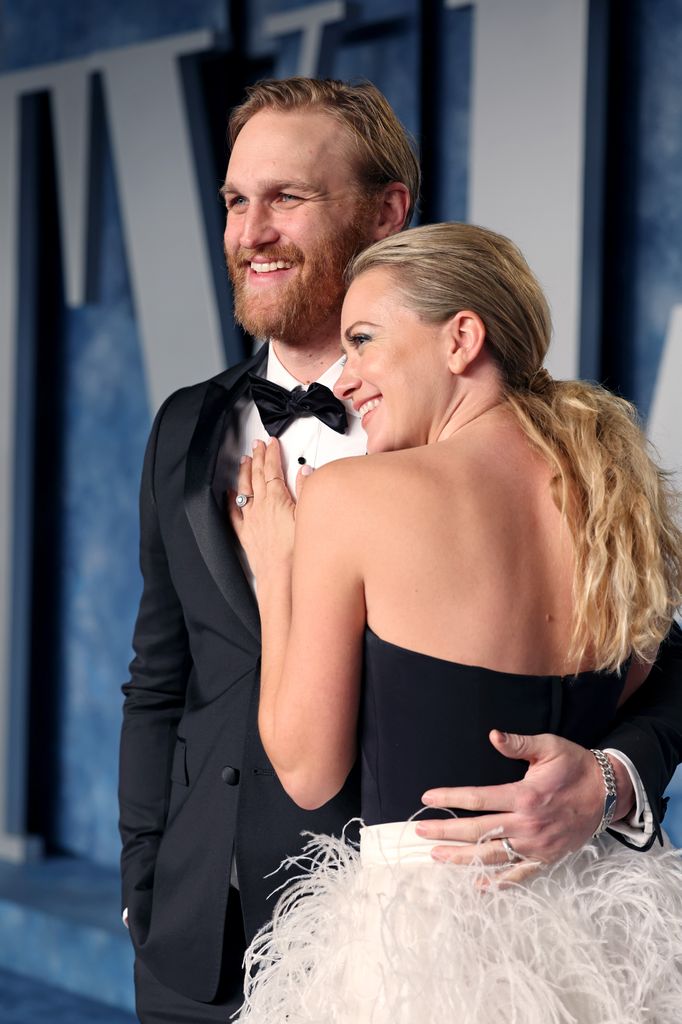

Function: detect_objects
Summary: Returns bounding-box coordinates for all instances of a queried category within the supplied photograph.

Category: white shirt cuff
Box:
[603,748,655,847]
[122,906,129,928]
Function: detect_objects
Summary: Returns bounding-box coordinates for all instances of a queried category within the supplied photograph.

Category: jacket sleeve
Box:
[600,622,682,849]
[118,393,191,934]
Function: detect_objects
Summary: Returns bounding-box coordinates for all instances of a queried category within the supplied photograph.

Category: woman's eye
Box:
[349,334,371,347]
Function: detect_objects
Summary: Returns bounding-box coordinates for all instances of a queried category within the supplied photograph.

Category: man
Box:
[119,77,682,1020]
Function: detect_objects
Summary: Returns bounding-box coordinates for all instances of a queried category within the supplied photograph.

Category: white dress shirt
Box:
[234,345,367,494]
[604,749,653,845]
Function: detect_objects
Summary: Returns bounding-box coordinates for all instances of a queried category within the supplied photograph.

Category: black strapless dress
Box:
[361,627,626,825]
[237,631,682,1023]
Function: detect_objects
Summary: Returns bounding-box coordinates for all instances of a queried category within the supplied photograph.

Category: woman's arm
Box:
[231,439,366,809]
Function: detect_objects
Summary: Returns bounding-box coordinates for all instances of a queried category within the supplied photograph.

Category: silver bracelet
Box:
[590,749,618,837]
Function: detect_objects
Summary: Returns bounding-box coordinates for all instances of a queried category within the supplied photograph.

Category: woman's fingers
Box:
[263,437,286,487]
[250,440,267,500]
[235,438,297,510]
[295,463,313,504]
[236,453,254,503]
[264,438,293,510]
[230,456,254,533]
[254,437,293,508]
[227,489,243,534]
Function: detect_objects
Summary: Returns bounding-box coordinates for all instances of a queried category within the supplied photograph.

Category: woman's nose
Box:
[333,361,361,402]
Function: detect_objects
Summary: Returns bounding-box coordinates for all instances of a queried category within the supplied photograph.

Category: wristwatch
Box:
[591,748,618,837]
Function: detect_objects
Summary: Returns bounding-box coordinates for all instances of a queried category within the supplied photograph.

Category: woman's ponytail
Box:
[507,377,682,671]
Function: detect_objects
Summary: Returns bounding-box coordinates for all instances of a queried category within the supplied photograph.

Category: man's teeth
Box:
[250,260,294,273]
[359,398,382,417]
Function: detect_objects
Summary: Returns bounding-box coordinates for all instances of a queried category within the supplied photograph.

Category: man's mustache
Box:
[230,244,305,267]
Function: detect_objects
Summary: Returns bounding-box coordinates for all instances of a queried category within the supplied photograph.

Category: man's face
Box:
[223,109,377,345]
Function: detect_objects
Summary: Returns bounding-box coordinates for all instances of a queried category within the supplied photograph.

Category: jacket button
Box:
[221,765,240,786]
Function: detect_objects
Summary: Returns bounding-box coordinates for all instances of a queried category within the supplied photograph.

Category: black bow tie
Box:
[248,374,348,437]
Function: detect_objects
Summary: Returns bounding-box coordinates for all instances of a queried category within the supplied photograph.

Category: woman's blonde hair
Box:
[349,223,682,672]
[228,78,420,225]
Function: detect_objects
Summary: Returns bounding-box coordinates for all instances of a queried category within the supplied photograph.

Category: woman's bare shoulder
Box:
[308,449,410,487]
[299,450,416,520]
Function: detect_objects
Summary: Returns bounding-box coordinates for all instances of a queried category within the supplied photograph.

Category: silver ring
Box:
[235,493,253,508]
[501,837,521,864]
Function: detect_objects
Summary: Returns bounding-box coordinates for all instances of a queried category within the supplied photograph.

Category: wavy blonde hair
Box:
[349,223,682,672]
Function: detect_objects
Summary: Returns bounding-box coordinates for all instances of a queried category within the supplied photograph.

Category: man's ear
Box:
[371,182,411,240]
[444,311,487,374]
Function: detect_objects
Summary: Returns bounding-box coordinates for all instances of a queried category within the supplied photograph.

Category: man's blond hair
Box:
[228,77,420,225]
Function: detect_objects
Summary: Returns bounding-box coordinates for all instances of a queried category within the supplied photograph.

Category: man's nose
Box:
[333,361,361,402]
[239,202,279,250]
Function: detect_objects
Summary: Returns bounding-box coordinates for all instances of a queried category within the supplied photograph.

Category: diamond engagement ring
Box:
[235,493,253,508]
[501,837,521,863]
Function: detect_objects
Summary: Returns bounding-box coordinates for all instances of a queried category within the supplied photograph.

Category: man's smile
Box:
[250,260,295,273]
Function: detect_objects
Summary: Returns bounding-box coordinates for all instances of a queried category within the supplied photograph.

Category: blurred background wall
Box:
[0,0,680,1015]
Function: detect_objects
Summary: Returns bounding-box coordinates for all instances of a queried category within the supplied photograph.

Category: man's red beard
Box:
[226,215,376,345]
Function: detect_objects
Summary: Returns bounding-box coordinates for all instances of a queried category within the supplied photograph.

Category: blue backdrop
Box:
[1,0,680,870]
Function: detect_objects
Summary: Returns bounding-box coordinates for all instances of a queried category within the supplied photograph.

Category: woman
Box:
[231,223,682,1022]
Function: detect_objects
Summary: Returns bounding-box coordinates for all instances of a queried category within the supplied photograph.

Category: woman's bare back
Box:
[354,409,582,677]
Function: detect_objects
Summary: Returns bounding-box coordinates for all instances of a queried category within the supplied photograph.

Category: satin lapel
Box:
[184,348,267,643]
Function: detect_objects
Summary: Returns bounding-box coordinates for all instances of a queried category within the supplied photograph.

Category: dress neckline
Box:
[364,625,624,684]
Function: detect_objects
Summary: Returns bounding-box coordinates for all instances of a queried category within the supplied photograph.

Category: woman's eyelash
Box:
[349,333,371,346]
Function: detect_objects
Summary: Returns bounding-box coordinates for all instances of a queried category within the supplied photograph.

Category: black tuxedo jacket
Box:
[119,348,682,1003]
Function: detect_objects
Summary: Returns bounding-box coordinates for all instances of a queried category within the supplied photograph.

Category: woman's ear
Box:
[444,310,486,374]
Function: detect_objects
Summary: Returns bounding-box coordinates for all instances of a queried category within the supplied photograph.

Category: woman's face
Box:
[335,268,452,454]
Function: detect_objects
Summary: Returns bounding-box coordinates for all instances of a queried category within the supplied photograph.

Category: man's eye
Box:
[226,196,247,211]
[278,193,300,203]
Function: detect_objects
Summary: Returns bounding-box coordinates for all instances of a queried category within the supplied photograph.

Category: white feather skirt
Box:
[235,821,682,1023]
